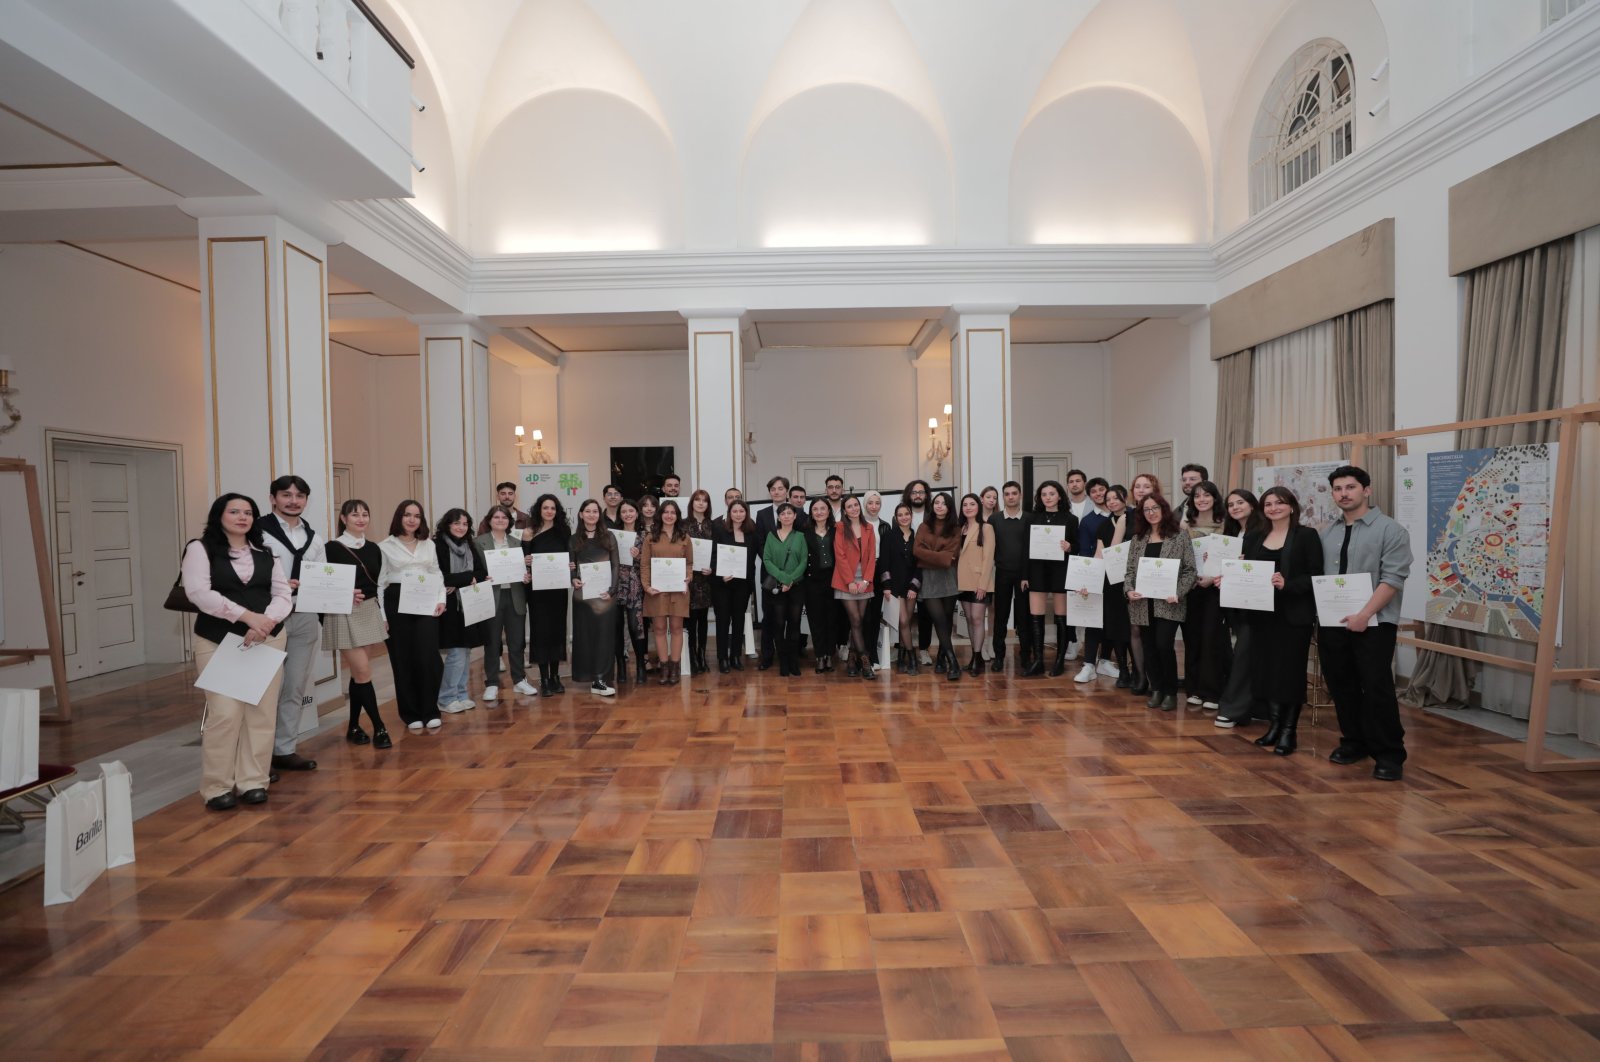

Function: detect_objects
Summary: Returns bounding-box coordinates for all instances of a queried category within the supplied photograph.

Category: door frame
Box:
[45,430,189,665]
[1126,439,1176,486]
[793,456,882,495]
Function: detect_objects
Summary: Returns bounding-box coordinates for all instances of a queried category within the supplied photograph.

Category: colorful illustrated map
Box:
[1253,461,1343,531]
[1424,443,1554,640]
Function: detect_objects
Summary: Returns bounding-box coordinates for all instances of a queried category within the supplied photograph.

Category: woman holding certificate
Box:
[570,499,621,697]
[183,493,292,809]
[324,499,391,749]
[379,499,446,733]
[1213,489,1269,729]
[684,490,716,675]
[523,494,572,695]
[762,503,809,677]
[614,499,648,684]
[1125,493,1197,712]
[1182,481,1232,710]
[914,492,963,682]
[1078,485,1132,688]
[434,509,489,715]
[800,499,838,674]
[832,495,878,680]
[475,505,534,703]
[1239,487,1323,755]
[643,499,693,683]
[879,502,922,675]
[1023,480,1079,677]
[955,493,995,676]
[712,499,757,673]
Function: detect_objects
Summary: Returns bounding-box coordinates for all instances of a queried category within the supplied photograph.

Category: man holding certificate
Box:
[258,475,328,775]
[1317,466,1413,781]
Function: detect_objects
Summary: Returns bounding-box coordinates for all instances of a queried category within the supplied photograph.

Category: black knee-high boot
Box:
[1022,616,1047,676]
[346,680,370,744]
[1050,618,1070,676]
[360,682,390,748]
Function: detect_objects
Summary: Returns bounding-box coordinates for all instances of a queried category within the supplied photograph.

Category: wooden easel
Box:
[1232,402,1600,772]
[0,459,72,722]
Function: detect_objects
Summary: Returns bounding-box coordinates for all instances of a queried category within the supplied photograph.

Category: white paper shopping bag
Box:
[100,761,136,868]
[44,778,107,905]
[1,688,41,791]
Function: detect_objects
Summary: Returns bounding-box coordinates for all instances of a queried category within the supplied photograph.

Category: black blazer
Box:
[877,526,921,596]
[712,525,758,581]
[1243,525,1324,626]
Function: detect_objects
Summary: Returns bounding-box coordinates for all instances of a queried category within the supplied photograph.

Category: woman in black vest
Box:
[181,493,292,810]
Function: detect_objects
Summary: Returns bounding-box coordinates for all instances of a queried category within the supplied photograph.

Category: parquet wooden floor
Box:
[6,661,1600,1060]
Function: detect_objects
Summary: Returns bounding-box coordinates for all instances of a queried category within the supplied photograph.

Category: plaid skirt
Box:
[322,596,386,650]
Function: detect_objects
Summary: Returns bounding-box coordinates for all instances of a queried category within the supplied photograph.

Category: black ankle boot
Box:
[1022,617,1047,676]
[1255,704,1286,747]
[634,640,649,684]
[967,654,982,676]
[1274,704,1303,755]
[1115,663,1134,689]
[731,641,745,670]
[947,652,962,681]
[1131,662,1150,695]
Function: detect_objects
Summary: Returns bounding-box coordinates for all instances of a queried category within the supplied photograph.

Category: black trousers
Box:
[1216,619,1267,721]
[992,569,1030,659]
[1182,587,1231,701]
[1319,623,1406,765]
[759,585,780,663]
[771,585,804,652]
[713,578,752,658]
[384,588,442,725]
[804,580,835,654]
[1140,617,1181,694]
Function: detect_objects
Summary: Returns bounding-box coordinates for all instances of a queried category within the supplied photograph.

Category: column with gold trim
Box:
[682,311,746,497]
[945,304,1017,494]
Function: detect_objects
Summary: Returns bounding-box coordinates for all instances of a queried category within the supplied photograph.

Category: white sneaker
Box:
[1187,695,1202,705]
[1096,660,1120,678]
[1073,663,1097,683]
[513,679,537,696]
[482,685,499,703]
[919,650,933,665]
[456,699,476,712]
[406,721,423,733]
[440,700,474,714]
[1202,701,1219,712]
[424,718,442,730]
[590,680,615,697]
[1065,643,1079,660]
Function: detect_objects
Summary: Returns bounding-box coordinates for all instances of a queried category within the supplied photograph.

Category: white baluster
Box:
[318,0,352,88]
[281,0,318,57]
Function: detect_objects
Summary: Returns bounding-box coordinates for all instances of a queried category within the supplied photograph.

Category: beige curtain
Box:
[1333,300,1395,511]
[1407,238,1574,708]
[1214,348,1253,489]
[1253,320,1341,463]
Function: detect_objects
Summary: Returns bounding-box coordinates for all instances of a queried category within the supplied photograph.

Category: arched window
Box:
[1250,41,1355,215]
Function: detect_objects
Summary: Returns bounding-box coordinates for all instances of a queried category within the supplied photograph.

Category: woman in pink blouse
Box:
[181,493,292,811]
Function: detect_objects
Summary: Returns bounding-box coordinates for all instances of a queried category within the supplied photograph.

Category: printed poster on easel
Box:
[1252,461,1344,531]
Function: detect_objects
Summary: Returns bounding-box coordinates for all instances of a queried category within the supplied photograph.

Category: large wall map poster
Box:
[1423,443,1556,641]
[1252,461,1344,531]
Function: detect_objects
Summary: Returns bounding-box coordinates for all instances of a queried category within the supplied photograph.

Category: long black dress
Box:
[523,524,571,666]
[570,529,621,684]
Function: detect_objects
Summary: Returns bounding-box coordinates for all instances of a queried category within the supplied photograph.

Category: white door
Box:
[1127,441,1175,492]
[1012,452,1074,490]
[794,458,879,495]
[332,463,354,509]
[53,448,145,679]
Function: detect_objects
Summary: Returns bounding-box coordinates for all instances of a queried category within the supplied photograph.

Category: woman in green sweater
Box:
[761,502,809,676]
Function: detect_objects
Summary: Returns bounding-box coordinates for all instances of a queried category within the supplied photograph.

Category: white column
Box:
[946,304,1016,493]
[682,310,746,496]
[413,318,491,520]
[198,215,334,532]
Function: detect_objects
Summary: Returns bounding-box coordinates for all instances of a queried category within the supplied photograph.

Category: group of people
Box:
[180,461,1413,809]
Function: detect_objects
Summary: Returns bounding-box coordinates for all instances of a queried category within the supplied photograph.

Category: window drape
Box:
[1333,299,1395,511]
[1251,319,1341,463]
[1213,348,1253,489]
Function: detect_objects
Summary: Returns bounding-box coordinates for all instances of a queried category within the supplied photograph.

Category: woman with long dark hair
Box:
[955,492,994,675]
[1076,485,1133,688]
[523,494,572,695]
[1124,493,1197,711]
[762,503,808,676]
[832,494,878,679]
[324,498,391,748]
[802,498,837,673]
[914,492,962,681]
[614,499,648,684]
[880,502,922,675]
[1182,480,1232,710]
[1213,488,1269,729]
[475,504,533,703]
[182,493,292,809]
[435,508,489,714]
[379,499,447,733]
[570,498,621,696]
[1023,480,1078,676]
[713,498,757,672]
[1237,486,1323,754]
[643,499,693,683]
[684,488,716,675]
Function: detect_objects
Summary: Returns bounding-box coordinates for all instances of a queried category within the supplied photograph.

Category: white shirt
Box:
[1068,496,1093,520]
[378,536,447,606]
[258,512,325,585]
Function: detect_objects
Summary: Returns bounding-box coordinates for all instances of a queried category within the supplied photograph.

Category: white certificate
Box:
[1064,555,1104,593]
[1102,541,1131,585]
[580,561,612,600]
[613,530,638,558]
[1194,534,1243,578]
[398,571,444,616]
[1313,572,1374,627]
[1067,591,1104,628]
[651,557,687,593]
[527,551,570,591]
[716,543,748,576]
[484,546,526,586]
[691,537,714,572]
[294,562,356,615]
[458,582,495,626]
[1136,556,1180,600]
[880,593,900,630]
[1029,523,1067,561]
[195,632,287,705]
[1218,559,1274,612]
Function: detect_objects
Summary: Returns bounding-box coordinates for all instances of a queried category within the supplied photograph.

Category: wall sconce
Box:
[0,356,19,436]
[744,429,758,465]
[926,405,952,482]
[514,424,528,463]
[527,428,554,464]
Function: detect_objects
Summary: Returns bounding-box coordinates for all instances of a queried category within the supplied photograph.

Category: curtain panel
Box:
[1251,320,1341,464]
[1214,348,1253,489]
[1333,299,1396,511]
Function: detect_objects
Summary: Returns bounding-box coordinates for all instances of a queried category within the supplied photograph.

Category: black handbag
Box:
[163,539,200,613]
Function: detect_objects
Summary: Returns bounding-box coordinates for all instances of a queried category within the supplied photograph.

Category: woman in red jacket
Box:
[832,494,879,679]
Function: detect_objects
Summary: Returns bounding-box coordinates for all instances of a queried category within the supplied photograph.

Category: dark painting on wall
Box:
[610,446,676,500]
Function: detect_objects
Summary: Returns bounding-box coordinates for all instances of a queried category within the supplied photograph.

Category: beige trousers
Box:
[194,630,288,800]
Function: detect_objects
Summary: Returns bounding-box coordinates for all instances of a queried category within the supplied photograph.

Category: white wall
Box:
[1012,343,1108,479]
[0,243,209,689]
[329,344,424,522]
[1105,318,1214,485]
[487,355,521,490]
[557,350,691,497]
